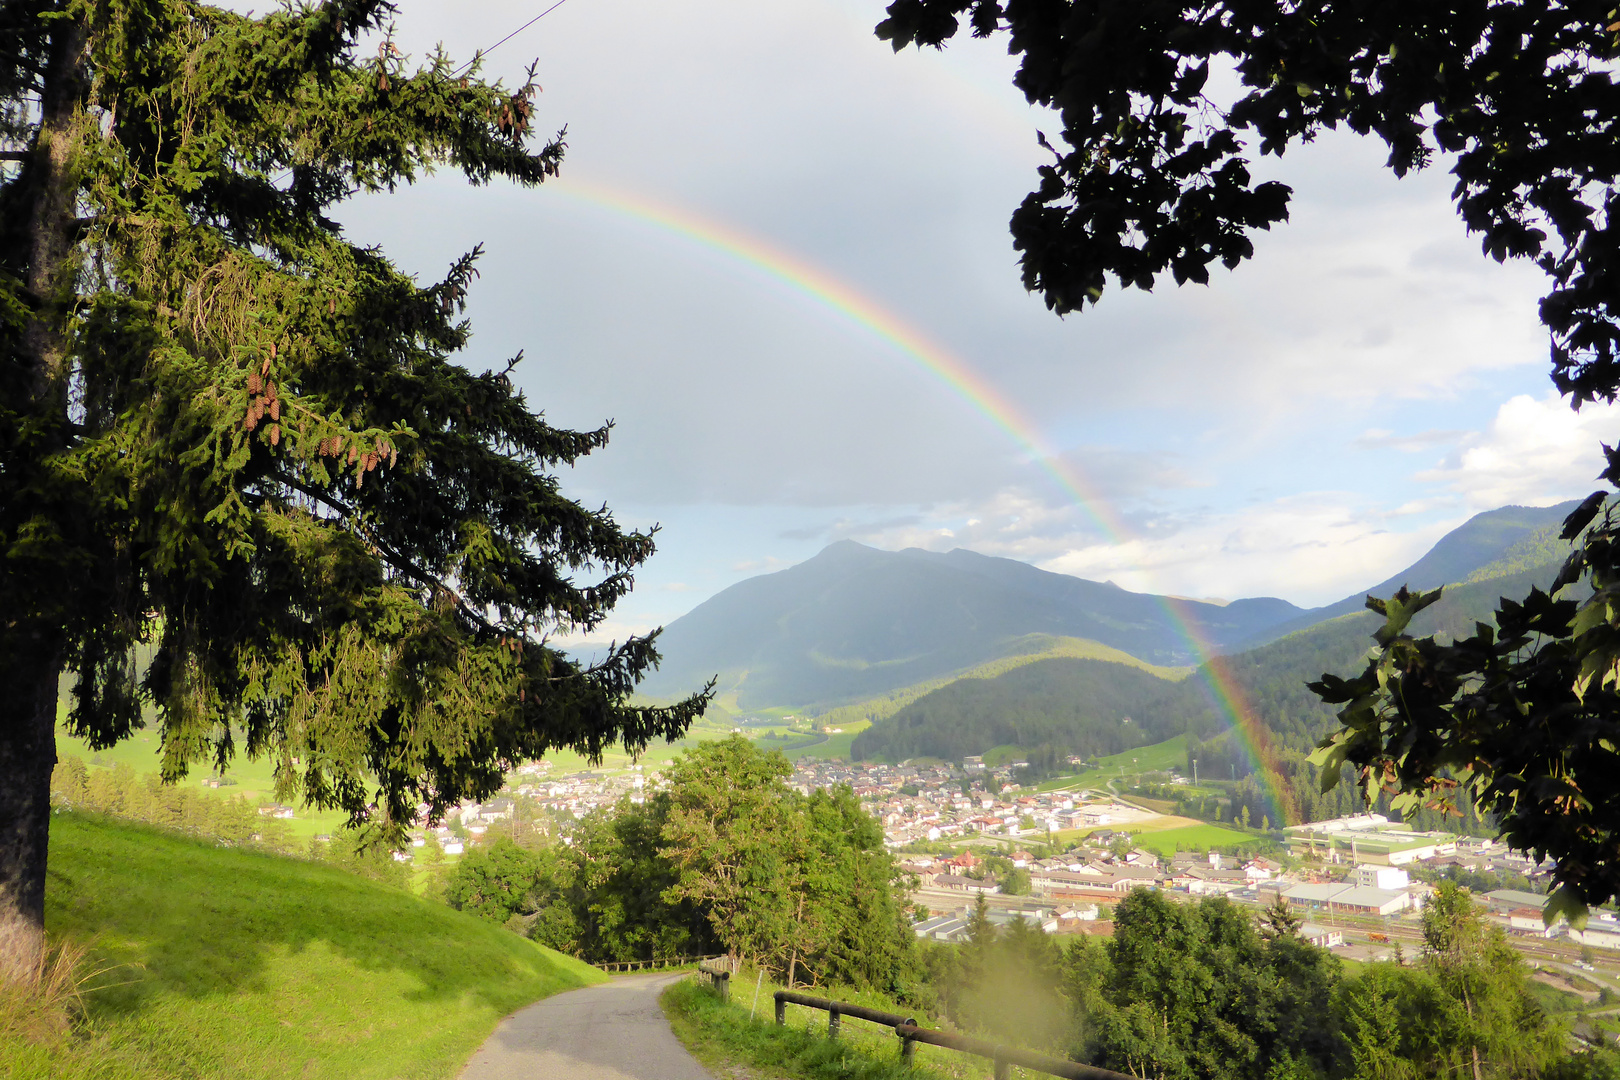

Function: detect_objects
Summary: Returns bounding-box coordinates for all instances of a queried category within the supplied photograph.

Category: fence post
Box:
[899,1017,916,1064]
[774,992,786,1026]
[828,1006,840,1040]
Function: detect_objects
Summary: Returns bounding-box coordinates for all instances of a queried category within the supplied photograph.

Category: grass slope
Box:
[54,729,353,840]
[6,813,601,1080]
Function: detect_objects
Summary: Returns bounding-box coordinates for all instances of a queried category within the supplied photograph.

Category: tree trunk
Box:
[0,643,63,982]
[0,15,85,985]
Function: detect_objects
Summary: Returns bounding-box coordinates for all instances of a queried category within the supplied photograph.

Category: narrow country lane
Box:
[458,972,715,1080]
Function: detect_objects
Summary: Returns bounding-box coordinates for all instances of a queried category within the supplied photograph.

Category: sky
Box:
[322,0,1619,643]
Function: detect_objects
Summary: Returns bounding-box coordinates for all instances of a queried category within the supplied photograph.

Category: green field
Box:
[55,701,772,833]
[781,719,872,761]
[1126,824,1256,855]
[4,813,602,1080]
[1036,734,1191,793]
[55,728,356,840]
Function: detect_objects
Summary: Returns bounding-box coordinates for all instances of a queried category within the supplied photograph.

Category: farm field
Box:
[1045,814,1257,850]
[55,728,352,840]
[782,719,872,761]
[54,702,786,838]
[1035,734,1190,793]
[1126,823,1256,854]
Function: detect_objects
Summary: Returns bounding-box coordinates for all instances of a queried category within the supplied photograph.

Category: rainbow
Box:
[551,177,1299,826]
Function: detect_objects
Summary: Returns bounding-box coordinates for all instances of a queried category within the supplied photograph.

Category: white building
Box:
[1354,865,1411,890]
[1568,925,1620,951]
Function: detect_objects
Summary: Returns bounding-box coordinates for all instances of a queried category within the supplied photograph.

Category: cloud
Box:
[1353,428,1467,452]
[268,0,1588,636]
[1416,392,1620,511]
[1051,446,1204,498]
[1039,496,1457,607]
[730,556,790,574]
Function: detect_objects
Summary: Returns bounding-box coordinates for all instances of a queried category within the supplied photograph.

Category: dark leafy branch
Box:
[877,0,1620,404]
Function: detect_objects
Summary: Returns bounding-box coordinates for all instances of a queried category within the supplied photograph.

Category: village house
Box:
[1300,923,1344,949]
[933,873,1001,895]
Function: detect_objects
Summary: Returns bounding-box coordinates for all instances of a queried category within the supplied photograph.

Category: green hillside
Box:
[853,558,1570,817]
[852,655,1190,764]
[4,813,602,1080]
[812,633,1191,731]
[1243,500,1578,644]
[1037,734,1194,792]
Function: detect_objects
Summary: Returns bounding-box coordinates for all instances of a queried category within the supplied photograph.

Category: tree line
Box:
[920,887,1611,1080]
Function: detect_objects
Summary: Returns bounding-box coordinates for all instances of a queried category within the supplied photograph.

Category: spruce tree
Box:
[0,0,709,980]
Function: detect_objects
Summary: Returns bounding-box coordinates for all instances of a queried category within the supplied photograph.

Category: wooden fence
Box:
[593,953,727,974]
[768,989,1136,1080]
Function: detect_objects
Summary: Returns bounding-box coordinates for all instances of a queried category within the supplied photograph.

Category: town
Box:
[415,752,1617,971]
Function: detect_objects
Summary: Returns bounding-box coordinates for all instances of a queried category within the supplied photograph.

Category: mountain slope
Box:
[636,541,1301,710]
[639,503,1581,713]
[1232,501,1579,648]
[849,656,1190,764]
[851,559,1569,779]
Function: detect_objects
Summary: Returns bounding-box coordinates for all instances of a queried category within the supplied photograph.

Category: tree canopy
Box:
[876,1,1619,405]
[0,0,708,979]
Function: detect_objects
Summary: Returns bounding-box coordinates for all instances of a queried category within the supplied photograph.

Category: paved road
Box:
[459,972,715,1080]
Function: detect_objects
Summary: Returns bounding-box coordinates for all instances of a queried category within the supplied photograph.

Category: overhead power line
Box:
[452,0,576,76]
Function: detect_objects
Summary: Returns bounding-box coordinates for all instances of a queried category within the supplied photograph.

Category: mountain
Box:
[637,502,1582,714]
[1229,501,1579,648]
[635,541,1303,710]
[851,559,1571,773]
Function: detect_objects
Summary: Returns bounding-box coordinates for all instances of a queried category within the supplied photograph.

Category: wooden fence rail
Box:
[768,989,1135,1080]
[697,959,733,1002]
[594,953,727,974]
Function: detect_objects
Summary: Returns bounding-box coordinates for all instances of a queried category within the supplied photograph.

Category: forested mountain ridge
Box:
[854,557,1570,826]
[637,503,1580,716]
[635,541,1303,710]
[848,656,1191,764]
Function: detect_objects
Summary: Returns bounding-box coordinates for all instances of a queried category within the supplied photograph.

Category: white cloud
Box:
[1039,497,1455,607]
[1416,392,1620,511]
[1353,428,1466,452]
[245,0,1586,633]
[772,488,1445,607]
[730,556,790,574]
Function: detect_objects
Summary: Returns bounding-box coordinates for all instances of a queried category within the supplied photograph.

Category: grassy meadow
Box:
[3,812,602,1080]
[1035,734,1191,794]
[1125,824,1256,855]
